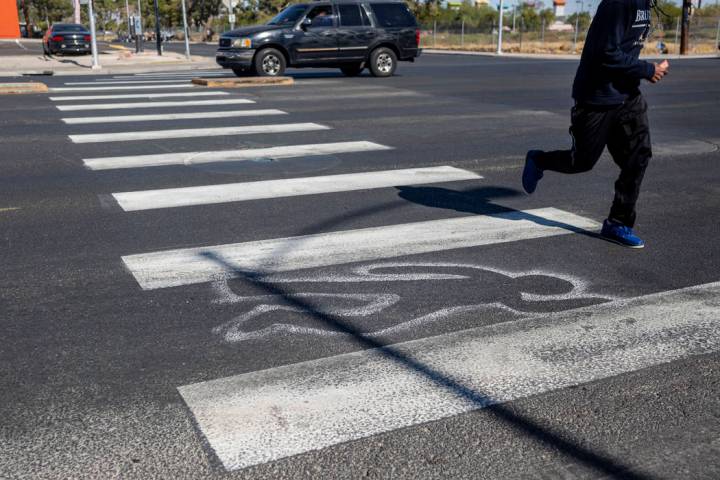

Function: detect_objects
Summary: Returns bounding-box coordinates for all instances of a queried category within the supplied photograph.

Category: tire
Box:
[253,48,286,77]
[340,63,363,76]
[368,47,397,77]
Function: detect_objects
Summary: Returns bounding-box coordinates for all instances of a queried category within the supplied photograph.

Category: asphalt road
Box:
[1,54,719,479]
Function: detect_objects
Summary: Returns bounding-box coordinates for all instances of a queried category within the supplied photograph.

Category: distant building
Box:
[553,0,566,18]
[0,0,21,38]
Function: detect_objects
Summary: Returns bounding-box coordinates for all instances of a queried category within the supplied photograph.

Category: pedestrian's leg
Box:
[534,104,615,174]
[606,95,652,228]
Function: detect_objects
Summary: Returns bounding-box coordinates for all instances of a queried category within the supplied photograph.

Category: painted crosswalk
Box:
[62,109,286,125]
[178,280,720,471]
[55,98,253,111]
[83,141,392,170]
[69,122,330,143]
[49,91,229,101]
[113,166,481,211]
[122,208,599,290]
[54,73,643,474]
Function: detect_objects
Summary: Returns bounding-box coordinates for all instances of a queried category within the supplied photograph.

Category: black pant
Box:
[535,94,652,228]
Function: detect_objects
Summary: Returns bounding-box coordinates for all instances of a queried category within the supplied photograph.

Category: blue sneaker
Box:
[522,150,544,194]
[600,219,645,248]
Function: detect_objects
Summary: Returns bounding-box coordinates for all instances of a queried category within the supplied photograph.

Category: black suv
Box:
[216,0,421,77]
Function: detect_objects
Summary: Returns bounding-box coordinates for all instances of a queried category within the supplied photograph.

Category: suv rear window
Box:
[339,5,367,27]
[370,3,416,28]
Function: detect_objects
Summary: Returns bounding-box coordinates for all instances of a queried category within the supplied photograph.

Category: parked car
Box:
[216,0,421,77]
[43,24,92,55]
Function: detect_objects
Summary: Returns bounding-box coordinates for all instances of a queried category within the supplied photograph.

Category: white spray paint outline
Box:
[211,262,618,343]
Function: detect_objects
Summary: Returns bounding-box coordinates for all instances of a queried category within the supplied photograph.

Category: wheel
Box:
[253,48,286,77]
[369,47,397,77]
[340,63,363,76]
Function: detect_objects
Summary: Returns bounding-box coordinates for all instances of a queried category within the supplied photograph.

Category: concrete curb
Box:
[191,76,294,87]
[0,82,48,94]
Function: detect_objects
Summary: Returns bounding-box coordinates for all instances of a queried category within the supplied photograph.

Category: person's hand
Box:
[650,60,670,83]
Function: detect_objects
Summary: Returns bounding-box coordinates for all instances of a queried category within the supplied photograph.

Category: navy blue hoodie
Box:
[572,0,656,105]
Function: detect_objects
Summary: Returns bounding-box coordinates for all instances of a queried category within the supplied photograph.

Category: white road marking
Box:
[50,91,229,101]
[69,122,330,144]
[132,71,223,76]
[113,166,481,211]
[56,98,254,112]
[63,79,198,85]
[122,208,599,290]
[111,73,228,79]
[62,109,286,125]
[178,281,720,471]
[84,141,392,170]
[49,84,194,92]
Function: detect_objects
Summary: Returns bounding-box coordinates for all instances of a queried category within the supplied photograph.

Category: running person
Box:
[523,0,669,248]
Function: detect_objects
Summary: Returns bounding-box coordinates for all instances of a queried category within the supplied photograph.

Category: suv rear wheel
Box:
[340,63,364,77]
[254,48,286,77]
[369,47,397,77]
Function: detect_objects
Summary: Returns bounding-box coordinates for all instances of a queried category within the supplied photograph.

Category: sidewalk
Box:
[0,44,217,76]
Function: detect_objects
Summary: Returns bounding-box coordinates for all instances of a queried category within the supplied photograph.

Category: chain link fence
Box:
[420,16,720,55]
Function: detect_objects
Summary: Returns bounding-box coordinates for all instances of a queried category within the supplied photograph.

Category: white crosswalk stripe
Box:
[178,281,720,471]
[63,79,199,85]
[49,84,194,92]
[56,98,254,111]
[122,208,599,290]
[49,92,229,101]
[113,166,481,211]
[62,109,287,125]
[69,122,330,143]
[83,141,392,170]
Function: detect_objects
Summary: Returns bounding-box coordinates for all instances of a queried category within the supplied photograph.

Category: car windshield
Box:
[53,24,87,32]
[267,5,307,25]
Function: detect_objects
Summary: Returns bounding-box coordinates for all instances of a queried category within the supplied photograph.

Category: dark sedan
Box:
[43,24,92,55]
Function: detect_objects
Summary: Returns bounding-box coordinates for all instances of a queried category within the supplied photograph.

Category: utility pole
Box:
[153,0,162,55]
[679,0,691,54]
[512,3,516,32]
[181,0,191,60]
[74,0,81,24]
[497,0,504,54]
[674,16,680,53]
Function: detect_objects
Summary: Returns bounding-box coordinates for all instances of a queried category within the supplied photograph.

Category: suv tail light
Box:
[51,35,64,42]
[84,35,91,42]
[415,29,421,47]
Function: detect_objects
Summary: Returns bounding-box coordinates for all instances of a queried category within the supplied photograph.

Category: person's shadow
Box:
[396,185,600,238]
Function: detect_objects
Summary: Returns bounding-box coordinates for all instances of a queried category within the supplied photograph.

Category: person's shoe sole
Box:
[600,233,645,249]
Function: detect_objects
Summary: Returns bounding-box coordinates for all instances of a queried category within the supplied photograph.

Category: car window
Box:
[338,5,364,27]
[267,5,307,26]
[305,5,335,28]
[370,3,416,28]
[53,24,87,32]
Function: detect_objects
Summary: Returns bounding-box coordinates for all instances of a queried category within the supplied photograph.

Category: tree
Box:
[565,11,591,32]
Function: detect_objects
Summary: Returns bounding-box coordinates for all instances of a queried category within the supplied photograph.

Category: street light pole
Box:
[87,0,100,69]
[573,0,583,53]
[497,0,504,54]
[180,0,191,60]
